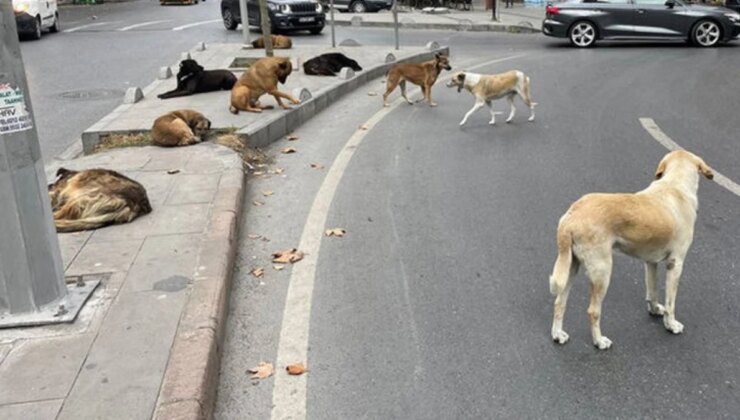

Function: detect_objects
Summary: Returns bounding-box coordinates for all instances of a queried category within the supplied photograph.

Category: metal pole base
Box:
[0,274,104,329]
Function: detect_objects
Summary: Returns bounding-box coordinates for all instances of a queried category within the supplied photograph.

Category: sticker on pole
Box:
[0,84,33,135]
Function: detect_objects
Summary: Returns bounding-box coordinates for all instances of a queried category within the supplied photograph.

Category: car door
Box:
[581,0,635,38]
[632,0,693,37]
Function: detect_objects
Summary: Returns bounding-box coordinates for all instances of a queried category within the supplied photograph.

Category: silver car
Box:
[543,0,740,48]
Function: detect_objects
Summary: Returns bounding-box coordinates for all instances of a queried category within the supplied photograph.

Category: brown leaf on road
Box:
[273,264,285,271]
[271,168,285,174]
[367,91,378,96]
[247,234,262,240]
[248,362,274,379]
[250,267,265,278]
[272,249,304,264]
[310,163,325,170]
[253,171,265,176]
[287,134,299,141]
[262,190,274,197]
[281,147,297,154]
[252,200,265,207]
[286,362,307,375]
[324,228,346,237]
[166,169,180,175]
[359,124,369,131]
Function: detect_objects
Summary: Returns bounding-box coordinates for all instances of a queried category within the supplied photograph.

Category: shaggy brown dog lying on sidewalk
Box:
[230,56,300,114]
[151,109,211,147]
[383,53,452,107]
[158,59,237,99]
[48,168,152,233]
[251,34,293,49]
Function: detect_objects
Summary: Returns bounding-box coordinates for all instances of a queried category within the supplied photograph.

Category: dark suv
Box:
[221,0,325,34]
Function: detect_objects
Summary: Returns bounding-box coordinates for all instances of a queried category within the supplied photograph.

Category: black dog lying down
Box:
[303,53,362,76]
[158,59,237,99]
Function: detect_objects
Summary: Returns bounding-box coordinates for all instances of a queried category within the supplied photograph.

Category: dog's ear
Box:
[56,167,75,178]
[697,159,714,180]
[435,52,441,59]
[654,159,667,180]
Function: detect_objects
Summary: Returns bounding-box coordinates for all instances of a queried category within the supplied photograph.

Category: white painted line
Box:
[63,21,119,33]
[172,19,221,31]
[117,20,171,31]
[640,117,740,197]
[270,53,529,420]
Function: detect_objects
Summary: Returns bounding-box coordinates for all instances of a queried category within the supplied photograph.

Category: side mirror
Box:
[665,0,676,8]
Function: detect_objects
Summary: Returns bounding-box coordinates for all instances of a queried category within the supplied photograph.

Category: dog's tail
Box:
[549,224,574,296]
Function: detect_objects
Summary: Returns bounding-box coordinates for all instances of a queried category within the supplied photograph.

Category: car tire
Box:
[568,21,597,48]
[50,13,60,33]
[222,8,238,30]
[350,0,367,13]
[691,19,722,47]
[310,26,323,34]
[30,16,42,40]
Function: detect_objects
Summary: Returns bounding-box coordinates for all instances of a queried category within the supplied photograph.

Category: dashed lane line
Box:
[117,20,171,31]
[171,19,221,31]
[640,117,740,197]
[270,53,529,420]
[63,21,120,33]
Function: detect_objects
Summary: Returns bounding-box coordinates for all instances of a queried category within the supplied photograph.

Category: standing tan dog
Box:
[549,150,714,350]
[382,53,452,107]
[151,109,211,147]
[446,70,537,126]
[48,168,152,233]
[251,35,293,49]
[230,56,300,114]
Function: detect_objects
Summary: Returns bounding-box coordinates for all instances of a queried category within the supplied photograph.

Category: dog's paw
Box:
[430,102,438,107]
[552,330,569,345]
[664,318,684,334]
[459,121,466,127]
[647,302,665,316]
[291,99,301,105]
[593,336,613,350]
[488,120,496,126]
[528,116,535,122]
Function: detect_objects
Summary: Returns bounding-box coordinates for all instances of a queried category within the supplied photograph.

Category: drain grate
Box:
[57,89,124,101]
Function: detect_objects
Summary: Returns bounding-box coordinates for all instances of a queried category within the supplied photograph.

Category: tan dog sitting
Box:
[382,53,452,107]
[230,56,300,114]
[151,109,211,147]
[251,35,292,49]
[549,150,714,350]
[48,168,152,233]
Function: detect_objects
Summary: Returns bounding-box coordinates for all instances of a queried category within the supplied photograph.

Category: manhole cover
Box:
[57,89,124,101]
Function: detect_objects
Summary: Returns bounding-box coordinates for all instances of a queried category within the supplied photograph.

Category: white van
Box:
[12,0,60,40]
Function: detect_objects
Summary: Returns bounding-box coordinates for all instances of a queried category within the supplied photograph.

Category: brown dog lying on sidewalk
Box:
[230,56,300,114]
[151,109,211,147]
[48,168,152,233]
[382,53,452,107]
[549,150,714,350]
[251,34,293,49]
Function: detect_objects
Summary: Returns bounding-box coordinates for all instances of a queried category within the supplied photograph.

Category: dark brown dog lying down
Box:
[151,109,211,147]
[48,168,152,233]
[251,35,292,49]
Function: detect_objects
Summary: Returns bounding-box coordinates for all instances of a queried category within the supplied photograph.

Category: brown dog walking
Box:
[382,53,452,107]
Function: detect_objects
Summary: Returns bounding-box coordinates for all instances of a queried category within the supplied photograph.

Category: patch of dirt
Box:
[93,132,152,153]
[213,133,271,170]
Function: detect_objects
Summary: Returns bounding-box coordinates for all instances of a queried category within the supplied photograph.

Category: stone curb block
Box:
[153,153,244,420]
[330,19,541,33]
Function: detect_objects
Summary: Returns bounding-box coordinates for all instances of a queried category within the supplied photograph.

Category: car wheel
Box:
[350,0,367,13]
[50,13,60,33]
[222,8,238,30]
[310,26,323,34]
[569,21,597,48]
[30,16,42,40]
[691,20,721,47]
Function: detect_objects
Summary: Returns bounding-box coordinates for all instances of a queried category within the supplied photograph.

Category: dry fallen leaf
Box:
[252,200,265,207]
[262,190,274,197]
[325,228,346,237]
[166,169,180,175]
[248,234,262,240]
[359,124,369,131]
[287,134,299,141]
[273,264,285,271]
[250,267,265,278]
[286,362,307,375]
[248,362,274,380]
[310,163,325,170]
[253,171,265,176]
[272,168,285,174]
[367,91,378,96]
[272,249,304,264]
[281,147,297,154]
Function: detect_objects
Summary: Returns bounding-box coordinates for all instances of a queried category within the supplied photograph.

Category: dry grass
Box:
[213,133,271,170]
[93,132,152,153]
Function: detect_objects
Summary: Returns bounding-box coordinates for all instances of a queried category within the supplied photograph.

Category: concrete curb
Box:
[330,19,541,33]
[153,161,245,420]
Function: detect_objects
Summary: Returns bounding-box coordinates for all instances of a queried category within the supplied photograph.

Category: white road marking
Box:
[172,19,221,31]
[640,117,740,197]
[270,53,529,420]
[63,21,120,33]
[117,20,171,31]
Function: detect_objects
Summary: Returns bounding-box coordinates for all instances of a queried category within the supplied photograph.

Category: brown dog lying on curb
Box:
[382,53,452,107]
[549,150,714,350]
[230,56,300,114]
[48,168,152,233]
[151,109,211,147]
[251,35,293,49]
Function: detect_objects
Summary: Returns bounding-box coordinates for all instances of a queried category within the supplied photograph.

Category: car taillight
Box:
[545,5,560,15]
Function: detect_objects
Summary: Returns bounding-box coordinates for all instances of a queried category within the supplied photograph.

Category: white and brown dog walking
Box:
[446,70,537,127]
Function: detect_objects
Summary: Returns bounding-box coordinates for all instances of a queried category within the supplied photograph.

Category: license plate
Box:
[299,17,315,22]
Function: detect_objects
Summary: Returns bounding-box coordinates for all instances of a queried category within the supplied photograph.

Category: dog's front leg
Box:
[663,258,685,334]
[644,262,665,316]
[426,85,437,107]
[460,100,484,126]
[269,89,300,109]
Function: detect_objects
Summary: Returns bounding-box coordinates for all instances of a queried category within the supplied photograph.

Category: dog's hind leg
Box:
[460,100,484,126]
[519,74,537,122]
[505,93,517,123]
[663,258,685,334]
[382,73,401,107]
[645,262,665,316]
[583,249,614,350]
[551,227,578,344]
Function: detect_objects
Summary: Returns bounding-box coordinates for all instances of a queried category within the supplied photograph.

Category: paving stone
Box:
[122,234,200,293]
[58,291,188,420]
[124,170,176,207]
[56,231,92,270]
[87,204,209,243]
[0,399,63,420]
[166,173,221,205]
[0,334,94,404]
[0,343,11,365]
[66,238,143,276]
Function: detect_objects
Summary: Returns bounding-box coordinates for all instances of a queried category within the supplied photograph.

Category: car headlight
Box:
[280,4,292,13]
[725,12,740,22]
[13,2,30,13]
[315,2,322,12]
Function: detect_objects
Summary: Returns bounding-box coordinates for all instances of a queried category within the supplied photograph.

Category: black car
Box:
[542,0,740,47]
[330,0,393,13]
[221,0,325,34]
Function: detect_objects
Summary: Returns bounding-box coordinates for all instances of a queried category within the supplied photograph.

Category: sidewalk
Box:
[330,3,545,32]
[0,144,244,419]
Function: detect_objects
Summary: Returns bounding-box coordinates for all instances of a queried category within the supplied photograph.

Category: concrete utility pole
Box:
[258,0,274,56]
[329,0,336,48]
[392,0,399,50]
[0,2,97,328]
[239,0,251,45]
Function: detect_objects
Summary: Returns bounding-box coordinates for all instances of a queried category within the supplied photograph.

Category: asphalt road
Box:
[216,33,740,419]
